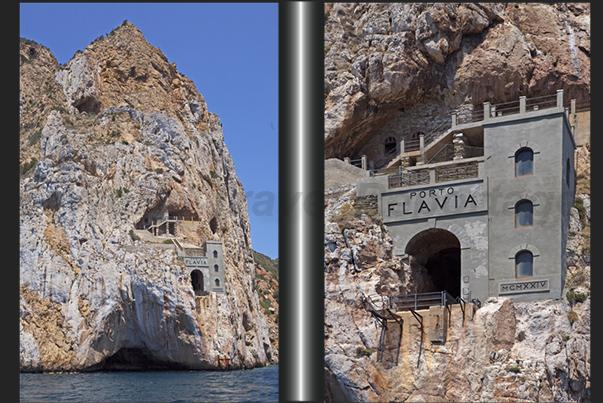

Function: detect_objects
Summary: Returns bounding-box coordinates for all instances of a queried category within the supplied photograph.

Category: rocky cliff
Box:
[324,3,590,401]
[324,3,590,159]
[20,22,276,372]
[325,145,590,402]
[324,178,590,401]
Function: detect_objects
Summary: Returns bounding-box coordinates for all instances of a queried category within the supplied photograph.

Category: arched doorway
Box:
[191,270,204,295]
[405,228,461,298]
[384,136,397,155]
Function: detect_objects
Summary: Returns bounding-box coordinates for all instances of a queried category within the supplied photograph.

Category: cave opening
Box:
[95,347,189,371]
[74,96,101,114]
[209,217,218,234]
[405,228,461,299]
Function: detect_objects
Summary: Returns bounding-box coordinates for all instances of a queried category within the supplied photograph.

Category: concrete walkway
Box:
[133,229,171,244]
[325,158,369,188]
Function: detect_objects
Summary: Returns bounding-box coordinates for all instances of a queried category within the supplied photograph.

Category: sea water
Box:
[20,365,278,402]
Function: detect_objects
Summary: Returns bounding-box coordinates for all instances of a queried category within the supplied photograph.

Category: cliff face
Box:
[324,4,590,400]
[19,22,276,371]
[324,3,590,158]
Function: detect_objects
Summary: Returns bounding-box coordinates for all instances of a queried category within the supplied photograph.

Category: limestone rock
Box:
[324,3,590,159]
[20,22,275,372]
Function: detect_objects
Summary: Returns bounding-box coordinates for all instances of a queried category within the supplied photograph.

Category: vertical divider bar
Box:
[279,3,325,402]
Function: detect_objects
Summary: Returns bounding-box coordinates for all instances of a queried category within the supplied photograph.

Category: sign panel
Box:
[184,256,208,267]
[499,279,549,295]
[381,178,488,223]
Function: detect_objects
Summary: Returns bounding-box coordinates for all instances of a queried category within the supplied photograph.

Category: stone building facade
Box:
[356,91,577,303]
[178,240,225,295]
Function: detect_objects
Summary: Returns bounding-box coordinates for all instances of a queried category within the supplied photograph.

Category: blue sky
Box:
[20,3,279,259]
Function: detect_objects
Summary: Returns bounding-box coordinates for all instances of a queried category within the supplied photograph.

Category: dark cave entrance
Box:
[384,136,397,155]
[405,228,461,299]
[191,269,205,296]
[95,347,188,371]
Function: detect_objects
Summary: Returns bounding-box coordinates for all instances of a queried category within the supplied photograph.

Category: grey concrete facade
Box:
[182,241,225,294]
[483,108,575,302]
[356,93,576,303]
[206,241,226,294]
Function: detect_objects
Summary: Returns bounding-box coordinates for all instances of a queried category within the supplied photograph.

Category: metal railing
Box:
[389,291,458,312]
[372,146,401,170]
[423,120,452,145]
[489,99,521,117]
[525,93,558,112]
[404,120,451,153]
[456,108,485,125]
[348,157,363,168]
[367,291,459,313]
[572,98,590,113]
[367,92,587,178]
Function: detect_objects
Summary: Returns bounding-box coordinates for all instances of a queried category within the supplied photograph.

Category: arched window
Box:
[516,250,533,278]
[384,136,397,155]
[515,200,533,228]
[515,148,533,176]
[215,278,220,287]
[214,264,219,272]
[213,250,218,258]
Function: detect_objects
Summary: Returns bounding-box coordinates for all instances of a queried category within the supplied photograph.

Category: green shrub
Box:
[154,168,164,174]
[566,289,589,305]
[507,366,521,373]
[20,158,38,176]
[162,239,173,244]
[355,347,372,358]
[28,129,42,146]
[567,311,579,325]
[573,197,586,217]
[260,297,272,310]
[128,229,141,241]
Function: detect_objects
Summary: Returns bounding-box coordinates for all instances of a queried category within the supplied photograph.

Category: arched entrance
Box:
[191,270,204,295]
[384,136,397,155]
[405,228,461,298]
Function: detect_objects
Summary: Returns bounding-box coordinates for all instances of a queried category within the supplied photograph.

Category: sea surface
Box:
[20,365,278,402]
